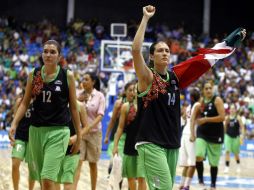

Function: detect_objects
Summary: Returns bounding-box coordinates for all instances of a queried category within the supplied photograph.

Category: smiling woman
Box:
[8,40,81,190]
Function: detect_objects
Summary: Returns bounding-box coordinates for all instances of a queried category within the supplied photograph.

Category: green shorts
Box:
[122,155,145,178]
[196,138,222,166]
[12,139,28,161]
[107,133,126,158]
[224,134,240,154]
[57,154,80,184]
[28,126,70,182]
[137,143,179,190]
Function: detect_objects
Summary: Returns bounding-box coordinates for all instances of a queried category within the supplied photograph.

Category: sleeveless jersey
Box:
[136,70,181,149]
[226,117,240,138]
[124,102,138,156]
[31,67,70,127]
[15,104,33,142]
[197,96,224,143]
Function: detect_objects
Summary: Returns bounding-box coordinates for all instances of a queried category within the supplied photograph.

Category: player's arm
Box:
[112,103,128,155]
[67,70,81,154]
[190,103,201,142]
[104,99,121,144]
[9,72,33,142]
[238,115,245,141]
[197,97,225,125]
[132,5,155,92]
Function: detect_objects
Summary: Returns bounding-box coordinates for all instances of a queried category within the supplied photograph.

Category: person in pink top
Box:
[74,72,105,190]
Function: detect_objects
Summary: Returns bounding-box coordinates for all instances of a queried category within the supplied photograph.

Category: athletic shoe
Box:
[236,165,241,173]
[181,186,190,190]
[197,183,207,190]
[224,166,229,174]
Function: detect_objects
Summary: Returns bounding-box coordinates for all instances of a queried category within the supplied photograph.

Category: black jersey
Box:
[197,96,224,144]
[31,67,71,127]
[124,103,138,156]
[15,104,33,142]
[226,117,240,138]
[136,71,181,149]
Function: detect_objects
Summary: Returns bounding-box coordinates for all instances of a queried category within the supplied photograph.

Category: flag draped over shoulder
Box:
[172,27,244,89]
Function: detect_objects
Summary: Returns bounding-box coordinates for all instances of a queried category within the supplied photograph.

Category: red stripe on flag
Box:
[195,48,232,55]
[172,55,211,89]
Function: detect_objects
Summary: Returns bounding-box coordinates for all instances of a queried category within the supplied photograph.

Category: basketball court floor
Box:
[0,148,253,190]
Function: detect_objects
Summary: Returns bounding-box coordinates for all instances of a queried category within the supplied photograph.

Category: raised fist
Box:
[143,5,156,18]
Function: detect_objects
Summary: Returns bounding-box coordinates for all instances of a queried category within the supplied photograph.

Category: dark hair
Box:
[86,72,100,91]
[190,88,200,107]
[43,40,61,54]
[201,80,214,89]
[148,41,170,68]
[148,42,160,68]
[119,81,135,99]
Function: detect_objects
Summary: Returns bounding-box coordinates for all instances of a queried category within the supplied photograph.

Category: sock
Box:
[226,161,230,167]
[180,176,186,186]
[211,166,218,188]
[184,177,192,187]
[196,161,204,184]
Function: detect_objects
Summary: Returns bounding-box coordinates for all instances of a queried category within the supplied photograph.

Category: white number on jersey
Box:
[168,92,176,106]
[25,108,31,118]
[42,90,52,103]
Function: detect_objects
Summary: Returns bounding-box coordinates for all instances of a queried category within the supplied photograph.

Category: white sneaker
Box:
[224,166,229,174]
[236,165,241,173]
[197,183,207,190]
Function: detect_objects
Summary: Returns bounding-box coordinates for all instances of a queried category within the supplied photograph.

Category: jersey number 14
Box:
[168,92,176,106]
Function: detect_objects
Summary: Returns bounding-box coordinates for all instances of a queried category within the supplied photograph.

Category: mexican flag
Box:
[172,27,244,89]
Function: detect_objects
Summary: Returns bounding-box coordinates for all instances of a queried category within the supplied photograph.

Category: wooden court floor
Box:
[0,148,254,190]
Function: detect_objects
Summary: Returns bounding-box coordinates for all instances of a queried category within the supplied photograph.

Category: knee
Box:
[138,177,146,185]
[12,159,21,171]
[42,179,55,189]
[196,157,204,162]
[89,162,97,169]
[64,183,73,190]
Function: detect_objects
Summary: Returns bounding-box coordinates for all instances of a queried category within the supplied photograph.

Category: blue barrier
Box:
[0,130,11,149]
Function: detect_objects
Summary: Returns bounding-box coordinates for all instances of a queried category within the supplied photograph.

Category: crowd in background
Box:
[0,16,254,139]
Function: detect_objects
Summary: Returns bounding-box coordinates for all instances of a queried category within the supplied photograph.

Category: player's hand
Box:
[143,5,155,18]
[112,145,118,156]
[8,124,17,145]
[240,29,247,41]
[104,136,109,144]
[69,135,77,145]
[70,134,81,154]
[81,126,91,137]
[240,135,244,145]
[190,134,196,142]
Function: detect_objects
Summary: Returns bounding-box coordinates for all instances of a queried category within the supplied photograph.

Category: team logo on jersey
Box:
[55,86,61,91]
[55,80,62,85]
[16,144,23,152]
